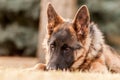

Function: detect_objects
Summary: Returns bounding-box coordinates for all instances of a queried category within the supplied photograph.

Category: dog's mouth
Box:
[46,64,70,71]
[46,61,76,71]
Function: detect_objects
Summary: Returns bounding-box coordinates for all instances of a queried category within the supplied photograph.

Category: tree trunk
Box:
[38,0,77,63]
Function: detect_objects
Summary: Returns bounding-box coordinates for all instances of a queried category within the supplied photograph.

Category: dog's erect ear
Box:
[72,5,90,42]
[47,3,63,35]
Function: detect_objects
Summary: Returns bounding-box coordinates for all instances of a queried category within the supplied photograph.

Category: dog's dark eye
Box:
[62,44,71,53]
[50,44,54,48]
[64,47,70,53]
[50,44,55,51]
[50,42,56,51]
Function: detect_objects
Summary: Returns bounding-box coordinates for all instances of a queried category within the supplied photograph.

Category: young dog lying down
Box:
[31,3,120,73]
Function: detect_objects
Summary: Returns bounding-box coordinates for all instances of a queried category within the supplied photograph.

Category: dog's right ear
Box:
[47,3,63,35]
[72,5,90,42]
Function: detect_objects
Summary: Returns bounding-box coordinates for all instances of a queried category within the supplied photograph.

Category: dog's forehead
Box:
[53,28,72,42]
[52,22,75,42]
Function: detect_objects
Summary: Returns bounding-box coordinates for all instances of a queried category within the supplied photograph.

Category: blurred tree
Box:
[0,0,40,56]
[38,0,77,63]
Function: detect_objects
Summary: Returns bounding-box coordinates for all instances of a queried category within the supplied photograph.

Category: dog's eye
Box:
[62,44,71,53]
[50,42,56,51]
[50,44,55,51]
[64,47,70,52]
[50,44,54,48]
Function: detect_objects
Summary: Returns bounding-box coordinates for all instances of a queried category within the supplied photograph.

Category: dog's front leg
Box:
[90,61,108,73]
[25,63,46,71]
[33,63,46,70]
[89,55,108,73]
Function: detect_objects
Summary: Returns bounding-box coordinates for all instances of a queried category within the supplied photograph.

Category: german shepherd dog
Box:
[34,3,120,73]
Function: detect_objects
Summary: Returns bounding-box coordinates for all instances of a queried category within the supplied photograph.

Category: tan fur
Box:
[34,3,120,73]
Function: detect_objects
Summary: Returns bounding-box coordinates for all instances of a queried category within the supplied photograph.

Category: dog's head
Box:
[46,3,90,70]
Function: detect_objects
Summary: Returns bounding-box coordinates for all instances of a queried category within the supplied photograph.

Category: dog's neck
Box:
[79,22,105,71]
[87,22,104,59]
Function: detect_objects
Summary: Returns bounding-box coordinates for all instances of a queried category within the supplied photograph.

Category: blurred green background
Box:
[0,0,40,56]
[0,0,119,57]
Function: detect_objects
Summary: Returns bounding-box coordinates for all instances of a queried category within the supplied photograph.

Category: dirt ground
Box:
[0,56,39,68]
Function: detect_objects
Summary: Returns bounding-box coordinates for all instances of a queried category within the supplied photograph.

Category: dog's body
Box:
[35,3,120,73]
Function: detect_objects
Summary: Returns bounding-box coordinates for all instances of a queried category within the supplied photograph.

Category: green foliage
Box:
[0,0,40,56]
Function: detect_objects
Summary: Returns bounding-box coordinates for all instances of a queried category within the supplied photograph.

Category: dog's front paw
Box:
[25,63,46,71]
[33,63,46,70]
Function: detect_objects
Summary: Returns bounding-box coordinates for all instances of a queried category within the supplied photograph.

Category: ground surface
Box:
[0,57,38,68]
[0,57,120,80]
[0,69,120,80]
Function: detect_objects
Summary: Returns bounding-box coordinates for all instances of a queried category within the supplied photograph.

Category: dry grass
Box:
[0,57,38,68]
[0,68,120,80]
[0,57,120,80]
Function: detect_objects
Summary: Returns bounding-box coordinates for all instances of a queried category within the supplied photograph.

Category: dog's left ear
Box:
[72,5,90,41]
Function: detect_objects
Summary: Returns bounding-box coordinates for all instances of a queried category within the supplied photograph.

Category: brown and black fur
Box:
[35,3,120,73]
